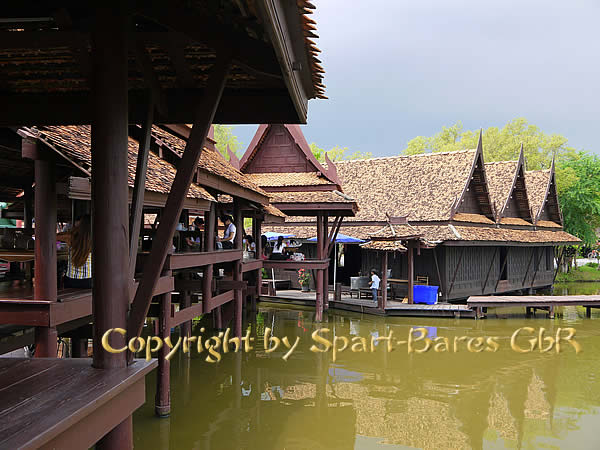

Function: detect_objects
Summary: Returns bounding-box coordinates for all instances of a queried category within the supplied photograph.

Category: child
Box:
[369,269,380,304]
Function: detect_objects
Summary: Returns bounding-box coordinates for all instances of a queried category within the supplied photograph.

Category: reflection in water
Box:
[134,286,600,449]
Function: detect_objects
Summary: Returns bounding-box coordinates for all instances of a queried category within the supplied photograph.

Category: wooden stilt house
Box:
[238,124,358,319]
[276,133,579,302]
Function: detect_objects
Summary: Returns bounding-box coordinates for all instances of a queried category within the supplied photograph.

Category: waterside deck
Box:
[0,358,156,450]
[260,290,476,318]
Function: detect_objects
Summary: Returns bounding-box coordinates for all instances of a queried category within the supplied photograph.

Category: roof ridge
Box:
[485,160,518,165]
[334,149,477,164]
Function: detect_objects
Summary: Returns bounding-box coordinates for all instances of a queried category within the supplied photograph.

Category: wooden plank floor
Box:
[0,358,156,450]
[468,295,600,307]
[260,290,476,318]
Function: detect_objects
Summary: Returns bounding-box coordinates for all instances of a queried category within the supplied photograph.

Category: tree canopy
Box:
[213,125,243,160]
[402,118,599,244]
[309,143,373,163]
[403,118,578,170]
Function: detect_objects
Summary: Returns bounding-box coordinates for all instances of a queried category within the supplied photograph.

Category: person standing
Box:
[57,214,92,289]
[269,235,287,260]
[369,269,380,304]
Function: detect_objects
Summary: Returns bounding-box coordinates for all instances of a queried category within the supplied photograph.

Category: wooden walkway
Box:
[468,295,600,318]
[0,358,156,450]
[260,290,476,318]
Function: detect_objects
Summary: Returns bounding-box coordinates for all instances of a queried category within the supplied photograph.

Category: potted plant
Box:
[298,269,311,292]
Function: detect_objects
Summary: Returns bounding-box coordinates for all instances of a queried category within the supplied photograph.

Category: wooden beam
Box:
[195,170,269,205]
[0,90,299,126]
[494,248,511,291]
[530,248,546,287]
[127,49,232,343]
[448,247,465,296]
[380,252,388,310]
[407,242,414,304]
[166,37,196,88]
[521,248,536,286]
[482,247,499,294]
[432,247,444,299]
[128,97,154,282]
[134,42,167,116]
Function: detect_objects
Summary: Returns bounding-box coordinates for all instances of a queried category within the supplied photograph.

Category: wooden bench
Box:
[0,358,156,449]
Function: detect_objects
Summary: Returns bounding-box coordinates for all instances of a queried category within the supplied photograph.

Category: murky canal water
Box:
[133,283,600,449]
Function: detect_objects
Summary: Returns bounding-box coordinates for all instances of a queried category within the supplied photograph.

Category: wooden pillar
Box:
[315,214,324,321]
[586,306,592,318]
[128,102,154,282]
[180,282,192,340]
[32,145,58,356]
[127,49,232,342]
[380,252,388,310]
[91,3,132,448]
[155,293,171,417]
[23,184,33,232]
[203,203,219,328]
[407,242,414,304]
[233,198,243,337]
[322,214,329,310]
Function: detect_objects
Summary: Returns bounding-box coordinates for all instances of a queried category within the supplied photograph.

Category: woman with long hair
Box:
[58,214,92,289]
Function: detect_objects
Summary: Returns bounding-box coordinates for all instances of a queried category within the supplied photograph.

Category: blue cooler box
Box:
[413,285,439,304]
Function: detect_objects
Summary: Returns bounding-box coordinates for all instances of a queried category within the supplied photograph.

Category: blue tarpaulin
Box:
[307,233,364,244]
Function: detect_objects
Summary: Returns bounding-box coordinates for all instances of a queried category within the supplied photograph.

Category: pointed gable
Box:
[526,159,562,227]
[485,146,532,224]
[453,133,495,222]
[240,124,335,179]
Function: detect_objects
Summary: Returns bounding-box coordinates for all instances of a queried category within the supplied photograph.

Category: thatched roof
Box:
[30,125,214,201]
[485,161,519,217]
[149,126,268,197]
[335,150,477,222]
[525,170,551,219]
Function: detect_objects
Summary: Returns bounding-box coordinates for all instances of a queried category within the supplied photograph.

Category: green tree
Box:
[310,143,372,163]
[557,153,600,245]
[213,125,243,159]
[402,118,578,170]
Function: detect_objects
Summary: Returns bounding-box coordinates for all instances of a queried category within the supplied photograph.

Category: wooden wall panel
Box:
[245,124,319,174]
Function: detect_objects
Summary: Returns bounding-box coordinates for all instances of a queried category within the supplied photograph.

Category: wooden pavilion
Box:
[0,1,324,448]
[273,134,579,309]
[238,124,358,320]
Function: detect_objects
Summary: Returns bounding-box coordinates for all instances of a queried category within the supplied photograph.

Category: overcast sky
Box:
[232,0,600,157]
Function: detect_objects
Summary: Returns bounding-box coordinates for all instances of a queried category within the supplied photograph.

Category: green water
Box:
[133,283,600,449]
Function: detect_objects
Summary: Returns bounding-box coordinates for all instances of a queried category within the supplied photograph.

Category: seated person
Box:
[217,215,236,249]
[185,217,204,250]
[269,236,288,260]
[244,234,256,253]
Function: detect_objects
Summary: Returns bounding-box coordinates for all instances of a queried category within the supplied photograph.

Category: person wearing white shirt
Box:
[369,269,380,304]
[218,216,236,249]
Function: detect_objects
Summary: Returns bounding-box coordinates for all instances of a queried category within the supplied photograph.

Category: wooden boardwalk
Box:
[468,295,600,318]
[260,290,476,318]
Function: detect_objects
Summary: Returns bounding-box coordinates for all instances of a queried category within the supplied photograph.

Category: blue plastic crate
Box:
[413,285,439,305]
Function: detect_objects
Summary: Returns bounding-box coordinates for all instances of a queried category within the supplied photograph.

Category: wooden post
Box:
[254,217,263,306]
[128,100,154,282]
[155,293,171,417]
[71,337,88,358]
[203,203,219,327]
[315,214,324,321]
[32,144,58,357]
[334,282,342,302]
[91,3,132,448]
[586,306,592,318]
[234,198,243,337]
[127,49,232,342]
[322,213,329,310]
[448,247,465,296]
[407,242,414,304]
[180,278,192,341]
[380,251,388,310]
